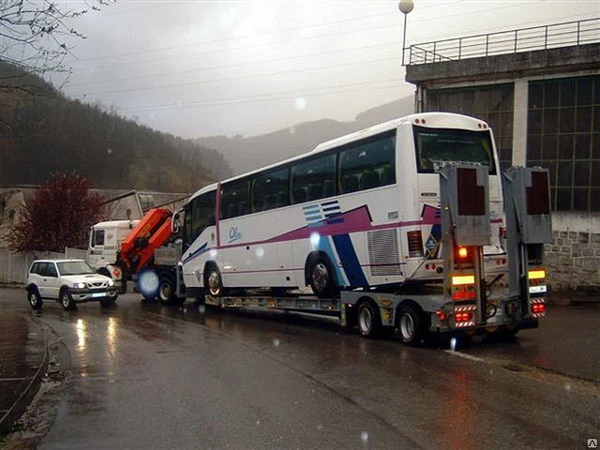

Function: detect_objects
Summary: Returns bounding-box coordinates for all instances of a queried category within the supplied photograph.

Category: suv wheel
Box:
[28,287,42,310]
[60,289,75,310]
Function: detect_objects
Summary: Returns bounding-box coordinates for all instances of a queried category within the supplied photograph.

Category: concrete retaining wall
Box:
[546,230,600,292]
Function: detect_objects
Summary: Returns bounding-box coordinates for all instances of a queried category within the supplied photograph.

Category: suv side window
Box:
[45,263,58,278]
[30,262,42,275]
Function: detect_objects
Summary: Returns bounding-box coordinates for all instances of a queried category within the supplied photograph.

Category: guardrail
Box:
[406,18,600,66]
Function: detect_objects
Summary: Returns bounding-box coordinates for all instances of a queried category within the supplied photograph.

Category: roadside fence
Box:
[0,248,86,285]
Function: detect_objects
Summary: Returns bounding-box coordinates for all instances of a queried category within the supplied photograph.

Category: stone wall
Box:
[546,230,600,292]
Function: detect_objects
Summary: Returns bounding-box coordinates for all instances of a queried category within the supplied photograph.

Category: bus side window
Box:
[251,167,289,213]
[291,153,335,204]
[185,190,217,246]
[339,131,396,193]
[221,179,249,219]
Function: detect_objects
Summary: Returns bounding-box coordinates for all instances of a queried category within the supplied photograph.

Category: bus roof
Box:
[187,112,489,203]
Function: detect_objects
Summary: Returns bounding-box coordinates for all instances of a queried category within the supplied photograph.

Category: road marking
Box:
[443,350,484,362]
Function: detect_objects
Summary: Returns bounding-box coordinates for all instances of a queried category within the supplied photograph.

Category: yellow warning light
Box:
[452,274,475,286]
[528,269,546,280]
[457,247,468,259]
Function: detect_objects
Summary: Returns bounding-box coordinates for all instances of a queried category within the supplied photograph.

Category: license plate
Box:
[91,292,105,298]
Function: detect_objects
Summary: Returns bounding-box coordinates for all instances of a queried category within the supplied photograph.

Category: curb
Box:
[0,323,48,435]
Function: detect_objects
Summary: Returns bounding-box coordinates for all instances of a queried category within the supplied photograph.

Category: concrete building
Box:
[405,18,600,291]
[0,187,189,250]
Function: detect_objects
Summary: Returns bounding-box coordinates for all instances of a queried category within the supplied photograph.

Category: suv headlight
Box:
[108,279,115,287]
[74,282,86,289]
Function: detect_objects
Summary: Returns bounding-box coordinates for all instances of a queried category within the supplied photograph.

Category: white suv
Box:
[26,259,118,310]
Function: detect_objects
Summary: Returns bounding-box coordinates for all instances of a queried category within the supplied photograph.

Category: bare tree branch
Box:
[0,0,114,78]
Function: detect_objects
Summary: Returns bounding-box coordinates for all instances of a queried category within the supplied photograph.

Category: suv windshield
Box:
[57,261,96,276]
[414,125,496,174]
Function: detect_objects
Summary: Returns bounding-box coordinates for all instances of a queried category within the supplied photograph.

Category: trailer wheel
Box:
[357,301,381,338]
[158,276,176,305]
[307,255,338,298]
[204,265,223,297]
[397,304,424,346]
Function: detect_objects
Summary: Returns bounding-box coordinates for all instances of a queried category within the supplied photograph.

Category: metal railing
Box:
[406,18,600,66]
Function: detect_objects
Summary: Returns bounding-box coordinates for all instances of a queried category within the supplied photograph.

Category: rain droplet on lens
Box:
[361,431,369,444]
[564,383,571,392]
[198,305,206,314]
[273,338,280,347]
[316,424,322,431]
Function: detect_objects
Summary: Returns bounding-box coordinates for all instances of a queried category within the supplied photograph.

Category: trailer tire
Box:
[357,301,381,338]
[204,264,223,297]
[397,304,424,346]
[307,254,338,299]
[158,276,176,305]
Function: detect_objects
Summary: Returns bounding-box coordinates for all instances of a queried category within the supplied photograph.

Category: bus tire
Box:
[204,264,223,297]
[307,254,337,298]
[397,304,424,346]
[357,301,381,338]
[158,276,176,305]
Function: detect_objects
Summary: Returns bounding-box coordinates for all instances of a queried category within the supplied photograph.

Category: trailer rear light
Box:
[452,274,476,300]
[531,298,547,318]
[457,246,468,259]
[528,269,546,280]
[407,230,424,257]
[454,312,473,322]
[452,274,475,286]
[435,309,447,321]
[532,303,546,314]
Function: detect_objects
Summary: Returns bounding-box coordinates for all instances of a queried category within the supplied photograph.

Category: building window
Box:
[527,75,600,213]
[426,84,514,171]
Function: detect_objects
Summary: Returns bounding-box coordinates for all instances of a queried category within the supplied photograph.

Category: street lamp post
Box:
[399,0,414,66]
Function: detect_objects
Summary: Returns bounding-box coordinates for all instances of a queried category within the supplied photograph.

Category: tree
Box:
[0,0,113,81]
[9,172,105,252]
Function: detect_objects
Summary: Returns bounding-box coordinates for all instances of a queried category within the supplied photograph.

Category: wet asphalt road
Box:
[2,288,599,449]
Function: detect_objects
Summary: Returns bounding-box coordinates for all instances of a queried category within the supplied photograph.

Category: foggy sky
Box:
[55,0,599,139]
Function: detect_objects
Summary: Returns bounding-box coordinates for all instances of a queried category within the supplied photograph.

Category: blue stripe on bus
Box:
[321,200,339,207]
[326,217,344,225]
[182,242,208,264]
[322,206,341,212]
[305,214,323,221]
[318,236,347,287]
[332,234,368,287]
[302,205,320,211]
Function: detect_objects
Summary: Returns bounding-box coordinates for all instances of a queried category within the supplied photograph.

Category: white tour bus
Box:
[181,112,507,299]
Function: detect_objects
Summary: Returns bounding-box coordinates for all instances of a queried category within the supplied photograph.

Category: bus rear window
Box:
[413,125,497,174]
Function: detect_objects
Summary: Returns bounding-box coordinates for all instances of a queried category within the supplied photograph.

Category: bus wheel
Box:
[308,256,337,298]
[397,304,423,346]
[357,301,381,338]
[205,265,223,297]
[158,276,175,305]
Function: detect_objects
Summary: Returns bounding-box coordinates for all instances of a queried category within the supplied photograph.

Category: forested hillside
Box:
[0,61,232,192]
[196,96,414,175]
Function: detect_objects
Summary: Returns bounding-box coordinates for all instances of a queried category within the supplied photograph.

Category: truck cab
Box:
[87,220,139,284]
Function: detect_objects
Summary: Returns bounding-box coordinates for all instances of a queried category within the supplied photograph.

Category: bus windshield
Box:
[414,125,496,174]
